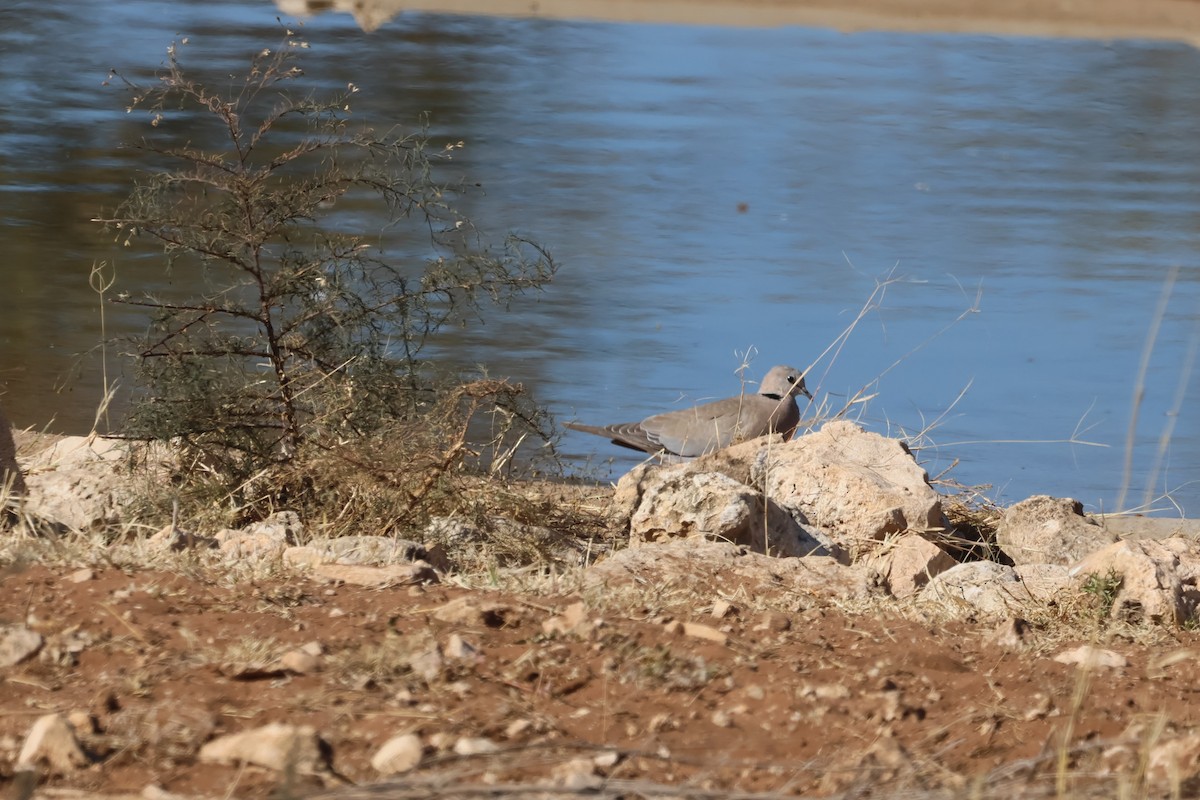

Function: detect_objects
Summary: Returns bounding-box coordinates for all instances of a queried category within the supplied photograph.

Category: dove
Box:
[566,365,810,458]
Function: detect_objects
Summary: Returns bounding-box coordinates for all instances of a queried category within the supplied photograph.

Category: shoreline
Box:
[297,0,1200,45]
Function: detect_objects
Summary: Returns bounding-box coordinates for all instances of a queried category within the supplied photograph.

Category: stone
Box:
[1053,645,1127,669]
[997,496,1117,565]
[279,648,321,675]
[711,599,735,619]
[197,723,326,774]
[242,511,304,543]
[371,732,424,775]
[920,561,1022,618]
[542,602,589,636]
[0,624,43,667]
[68,568,95,584]
[453,736,500,756]
[16,713,90,773]
[407,642,445,683]
[311,563,437,587]
[217,530,288,560]
[283,537,427,567]
[754,422,945,557]
[553,757,602,790]
[1070,538,1200,625]
[444,633,479,661]
[991,617,1033,651]
[624,469,833,558]
[678,621,729,645]
[20,436,136,531]
[1147,733,1200,789]
[504,719,533,738]
[432,597,514,627]
[868,534,958,598]
[584,540,875,605]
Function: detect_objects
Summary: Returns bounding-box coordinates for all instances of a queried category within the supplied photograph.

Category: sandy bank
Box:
[288,0,1200,45]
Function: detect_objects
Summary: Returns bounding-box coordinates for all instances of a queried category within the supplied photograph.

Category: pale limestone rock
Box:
[553,757,602,789]
[1147,733,1200,790]
[1053,645,1127,669]
[1070,538,1200,625]
[217,530,288,560]
[753,421,945,557]
[283,537,426,567]
[504,719,533,739]
[542,601,589,636]
[371,732,424,774]
[677,621,728,645]
[625,469,832,557]
[21,436,134,530]
[0,400,25,496]
[407,642,445,683]
[997,495,1117,565]
[923,560,1074,618]
[279,648,321,675]
[432,597,514,627]
[1013,563,1073,599]
[16,713,89,773]
[311,563,437,587]
[868,534,958,598]
[242,510,304,543]
[0,624,43,667]
[990,617,1033,651]
[68,568,95,584]
[197,722,325,773]
[444,633,479,661]
[920,561,1021,618]
[453,736,500,756]
[711,599,735,619]
[585,540,874,604]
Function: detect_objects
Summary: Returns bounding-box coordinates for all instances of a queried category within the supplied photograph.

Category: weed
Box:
[95,34,556,528]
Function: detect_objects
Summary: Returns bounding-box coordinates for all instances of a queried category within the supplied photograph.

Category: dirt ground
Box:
[4,558,1200,799]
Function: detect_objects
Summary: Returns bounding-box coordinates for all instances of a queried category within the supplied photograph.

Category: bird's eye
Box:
[787,375,797,383]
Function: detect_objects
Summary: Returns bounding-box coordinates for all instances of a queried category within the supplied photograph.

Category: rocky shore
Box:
[4,408,1200,799]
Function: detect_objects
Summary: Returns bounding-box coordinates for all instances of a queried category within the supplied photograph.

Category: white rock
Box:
[754,421,945,557]
[1053,645,1127,669]
[0,624,43,667]
[197,723,325,773]
[279,648,321,675]
[998,496,1117,565]
[310,563,437,587]
[585,540,874,604]
[16,713,89,773]
[21,436,135,530]
[1071,538,1200,625]
[453,736,500,756]
[444,633,479,661]
[868,534,958,598]
[623,469,832,558]
[371,732,423,774]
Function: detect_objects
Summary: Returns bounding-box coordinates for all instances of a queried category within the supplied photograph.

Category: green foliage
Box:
[98,35,555,484]
[1080,568,1124,619]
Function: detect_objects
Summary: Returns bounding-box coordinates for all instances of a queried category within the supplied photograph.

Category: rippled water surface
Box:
[1,1,1198,513]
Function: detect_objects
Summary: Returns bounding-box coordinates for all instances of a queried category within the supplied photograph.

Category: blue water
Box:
[0,2,1197,513]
